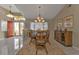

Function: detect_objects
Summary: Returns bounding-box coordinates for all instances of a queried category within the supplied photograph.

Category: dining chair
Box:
[35,31,48,55]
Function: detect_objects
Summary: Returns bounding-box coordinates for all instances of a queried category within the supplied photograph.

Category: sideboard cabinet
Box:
[54,30,72,47]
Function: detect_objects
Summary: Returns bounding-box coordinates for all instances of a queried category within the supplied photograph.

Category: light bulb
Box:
[20,17,26,20]
[6,13,14,18]
[41,17,44,20]
[37,17,40,20]
[35,20,37,22]
[42,20,45,22]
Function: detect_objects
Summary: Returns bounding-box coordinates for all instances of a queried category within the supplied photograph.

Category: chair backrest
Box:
[27,30,32,37]
[35,31,49,44]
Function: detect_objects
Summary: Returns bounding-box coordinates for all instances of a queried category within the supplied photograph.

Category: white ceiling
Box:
[15,4,65,20]
[0,4,65,20]
[0,4,20,12]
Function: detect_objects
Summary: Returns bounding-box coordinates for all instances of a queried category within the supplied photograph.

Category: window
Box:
[20,22,24,35]
[14,22,19,35]
[1,20,7,31]
[30,22,48,30]
[30,22,35,30]
[14,38,19,50]
[14,22,24,35]
[43,22,48,30]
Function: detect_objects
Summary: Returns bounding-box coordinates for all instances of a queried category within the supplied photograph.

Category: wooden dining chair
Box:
[46,31,51,45]
[35,31,48,55]
[29,31,36,45]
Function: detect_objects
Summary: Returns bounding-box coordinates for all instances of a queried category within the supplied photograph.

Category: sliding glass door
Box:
[14,22,24,50]
[14,22,24,36]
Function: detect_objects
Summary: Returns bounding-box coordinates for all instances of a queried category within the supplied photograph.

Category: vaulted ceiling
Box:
[15,4,65,20]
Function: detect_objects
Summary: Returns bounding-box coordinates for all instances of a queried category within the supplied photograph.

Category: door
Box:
[7,20,13,37]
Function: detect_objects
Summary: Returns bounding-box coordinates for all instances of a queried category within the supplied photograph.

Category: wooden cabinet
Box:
[64,31,72,46]
[55,30,62,42]
[54,30,72,46]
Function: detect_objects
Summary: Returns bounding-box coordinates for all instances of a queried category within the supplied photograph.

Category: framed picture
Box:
[64,15,73,28]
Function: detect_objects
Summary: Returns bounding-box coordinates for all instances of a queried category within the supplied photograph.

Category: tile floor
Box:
[17,38,65,55]
[1,32,79,55]
[17,37,79,55]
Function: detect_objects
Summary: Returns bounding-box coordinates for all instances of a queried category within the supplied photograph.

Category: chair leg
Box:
[36,46,38,55]
[36,49,38,55]
[44,46,48,55]
[29,39,32,45]
[48,41,51,45]
[47,40,51,45]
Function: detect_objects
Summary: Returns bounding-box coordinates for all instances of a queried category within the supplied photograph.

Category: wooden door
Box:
[64,31,72,46]
[7,20,14,37]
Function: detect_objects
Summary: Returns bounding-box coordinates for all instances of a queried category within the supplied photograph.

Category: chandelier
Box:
[6,5,26,21]
[6,6,14,18]
[34,6,45,23]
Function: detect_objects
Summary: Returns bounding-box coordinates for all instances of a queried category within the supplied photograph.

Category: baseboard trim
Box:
[73,46,79,51]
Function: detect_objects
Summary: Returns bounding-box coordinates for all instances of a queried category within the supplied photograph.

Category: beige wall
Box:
[50,4,79,48]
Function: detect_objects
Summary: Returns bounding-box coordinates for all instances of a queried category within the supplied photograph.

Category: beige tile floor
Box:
[16,31,79,55]
[17,38,65,55]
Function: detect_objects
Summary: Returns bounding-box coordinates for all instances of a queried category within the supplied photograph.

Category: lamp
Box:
[35,6,45,23]
[6,6,14,18]
[14,16,26,21]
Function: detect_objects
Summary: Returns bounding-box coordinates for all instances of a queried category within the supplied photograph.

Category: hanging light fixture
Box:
[14,16,26,21]
[6,6,14,18]
[35,6,45,23]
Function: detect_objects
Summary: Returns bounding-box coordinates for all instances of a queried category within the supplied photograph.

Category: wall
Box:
[51,4,79,48]
[25,19,31,30]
